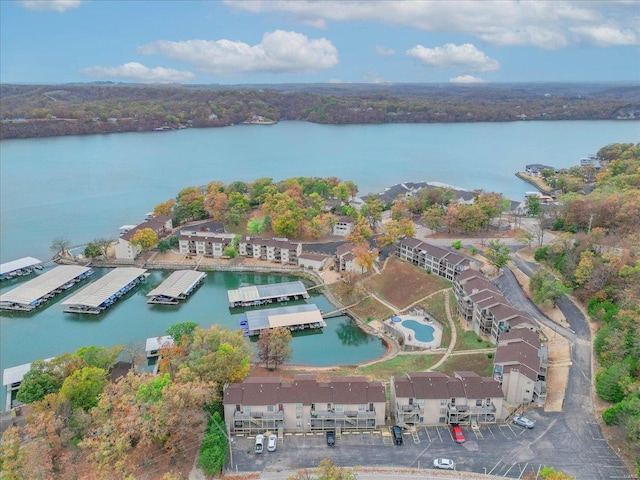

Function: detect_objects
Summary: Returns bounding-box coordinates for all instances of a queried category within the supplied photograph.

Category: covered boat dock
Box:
[61,267,147,314]
[228,280,309,308]
[3,358,54,410]
[242,304,326,337]
[0,257,42,281]
[0,265,93,311]
[146,270,206,304]
[145,335,174,358]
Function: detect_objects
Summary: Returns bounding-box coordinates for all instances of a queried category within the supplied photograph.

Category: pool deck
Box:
[387,315,443,349]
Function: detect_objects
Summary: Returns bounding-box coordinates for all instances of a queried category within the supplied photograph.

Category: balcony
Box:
[448,403,496,415]
[311,409,376,421]
[233,411,284,421]
[397,403,423,413]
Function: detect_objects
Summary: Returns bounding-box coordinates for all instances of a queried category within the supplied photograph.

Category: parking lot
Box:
[228,410,632,479]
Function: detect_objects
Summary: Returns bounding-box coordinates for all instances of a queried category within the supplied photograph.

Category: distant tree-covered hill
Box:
[1,82,638,139]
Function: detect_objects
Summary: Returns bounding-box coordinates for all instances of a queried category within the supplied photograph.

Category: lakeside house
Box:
[333,216,355,236]
[223,374,386,434]
[390,371,506,427]
[115,214,172,260]
[238,236,301,265]
[395,237,478,281]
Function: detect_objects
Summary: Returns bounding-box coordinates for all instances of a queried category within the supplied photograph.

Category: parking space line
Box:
[503,462,517,477]
[487,426,496,439]
[488,459,502,475]
[425,427,432,442]
[436,426,443,442]
[498,425,511,439]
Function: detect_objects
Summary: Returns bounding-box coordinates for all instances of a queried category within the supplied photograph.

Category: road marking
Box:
[436,426,443,442]
[488,459,502,475]
[502,462,517,477]
[425,427,432,442]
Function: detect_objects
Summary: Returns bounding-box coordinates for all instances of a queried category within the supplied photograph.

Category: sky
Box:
[1,0,639,85]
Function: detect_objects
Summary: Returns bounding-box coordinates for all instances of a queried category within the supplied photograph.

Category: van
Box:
[255,434,264,454]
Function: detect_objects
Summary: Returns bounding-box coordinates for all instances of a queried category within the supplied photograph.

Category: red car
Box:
[451,425,465,443]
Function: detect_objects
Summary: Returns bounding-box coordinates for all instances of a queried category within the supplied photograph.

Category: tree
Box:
[352,242,378,273]
[595,360,633,403]
[153,199,175,217]
[257,327,293,369]
[361,195,383,231]
[0,427,24,479]
[198,412,228,475]
[485,239,512,272]
[529,270,572,308]
[526,196,542,216]
[50,236,71,256]
[59,366,108,411]
[84,242,102,258]
[247,217,265,234]
[166,321,198,346]
[131,227,159,250]
[287,458,358,480]
[71,345,123,371]
[515,228,535,247]
[16,359,66,404]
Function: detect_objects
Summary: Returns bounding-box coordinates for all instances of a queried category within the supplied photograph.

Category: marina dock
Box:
[0,265,93,312]
[240,303,326,337]
[0,257,43,281]
[227,280,309,308]
[60,267,147,314]
[3,358,54,410]
[146,270,206,304]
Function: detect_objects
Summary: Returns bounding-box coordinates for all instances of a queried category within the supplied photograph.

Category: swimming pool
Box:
[402,320,435,343]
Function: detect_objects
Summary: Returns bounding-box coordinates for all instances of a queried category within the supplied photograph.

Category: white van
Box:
[255,434,264,454]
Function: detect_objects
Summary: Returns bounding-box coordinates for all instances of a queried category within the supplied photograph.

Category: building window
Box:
[440,399,447,406]
[369,402,374,412]
[296,411,302,419]
[358,404,365,412]
[417,399,425,407]
[296,403,302,410]
[439,417,446,424]
[476,399,482,406]
[245,406,251,413]
[334,404,343,412]
[267,405,274,412]
[296,420,302,428]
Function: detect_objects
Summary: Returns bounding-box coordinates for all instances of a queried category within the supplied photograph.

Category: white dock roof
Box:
[61,267,147,309]
[145,335,174,352]
[146,270,206,300]
[0,266,91,306]
[228,280,307,304]
[3,358,54,386]
[245,304,325,332]
[0,257,42,275]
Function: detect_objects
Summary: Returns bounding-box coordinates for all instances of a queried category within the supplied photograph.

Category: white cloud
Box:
[19,0,84,12]
[80,62,195,83]
[375,46,396,56]
[224,0,640,49]
[138,30,338,76]
[450,75,485,84]
[571,25,638,46]
[406,43,500,72]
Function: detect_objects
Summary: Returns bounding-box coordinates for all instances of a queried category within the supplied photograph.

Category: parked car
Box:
[433,458,455,470]
[255,434,264,454]
[267,434,277,452]
[451,425,465,443]
[513,414,535,429]
[326,430,335,446]
[391,425,403,445]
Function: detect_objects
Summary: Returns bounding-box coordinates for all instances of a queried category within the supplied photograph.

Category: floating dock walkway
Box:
[228,280,309,308]
[61,267,147,314]
[240,303,326,337]
[0,256,43,281]
[0,265,93,312]
[146,270,206,305]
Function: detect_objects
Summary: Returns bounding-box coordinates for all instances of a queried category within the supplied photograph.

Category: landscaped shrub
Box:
[534,246,549,262]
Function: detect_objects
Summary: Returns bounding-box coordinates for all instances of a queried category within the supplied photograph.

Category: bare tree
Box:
[50,236,71,256]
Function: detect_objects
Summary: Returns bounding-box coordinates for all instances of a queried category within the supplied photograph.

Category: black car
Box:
[326,430,335,446]
[392,425,403,445]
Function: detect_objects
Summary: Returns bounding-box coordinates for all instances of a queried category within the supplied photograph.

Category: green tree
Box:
[0,427,24,479]
[526,196,542,216]
[71,345,123,370]
[485,239,512,272]
[84,242,102,258]
[595,360,633,403]
[247,217,265,234]
[131,227,159,250]
[529,270,572,308]
[59,366,108,411]
[16,359,66,404]
[198,412,228,475]
[166,321,198,346]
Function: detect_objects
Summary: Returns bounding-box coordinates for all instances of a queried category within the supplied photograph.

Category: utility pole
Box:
[588,213,594,234]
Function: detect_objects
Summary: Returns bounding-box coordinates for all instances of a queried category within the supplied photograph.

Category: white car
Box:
[433,458,455,470]
[267,434,277,452]
[513,414,535,429]
[255,434,264,454]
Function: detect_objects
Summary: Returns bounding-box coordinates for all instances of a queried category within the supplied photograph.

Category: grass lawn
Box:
[326,283,393,322]
[435,353,495,378]
[332,354,443,381]
[455,329,494,350]
[362,257,450,310]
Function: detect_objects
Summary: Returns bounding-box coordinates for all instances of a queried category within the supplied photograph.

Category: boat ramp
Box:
[146,270,206,305]
[227,280,309,308]
[60,267,147,314]
[239,303,326,337]
[0,257,43,281]
[0,265,94,312]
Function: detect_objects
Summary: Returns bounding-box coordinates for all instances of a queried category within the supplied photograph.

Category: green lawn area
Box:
[455,329,494,350]
[331,354,443,381]
[435,353,495,378]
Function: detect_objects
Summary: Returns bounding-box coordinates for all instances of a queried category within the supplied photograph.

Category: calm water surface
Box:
[1,120,638,404]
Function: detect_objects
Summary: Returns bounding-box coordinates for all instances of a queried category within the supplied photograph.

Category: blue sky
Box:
[1,0,639,85]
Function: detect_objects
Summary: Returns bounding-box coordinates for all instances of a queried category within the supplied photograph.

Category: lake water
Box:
[1,120,638,405]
